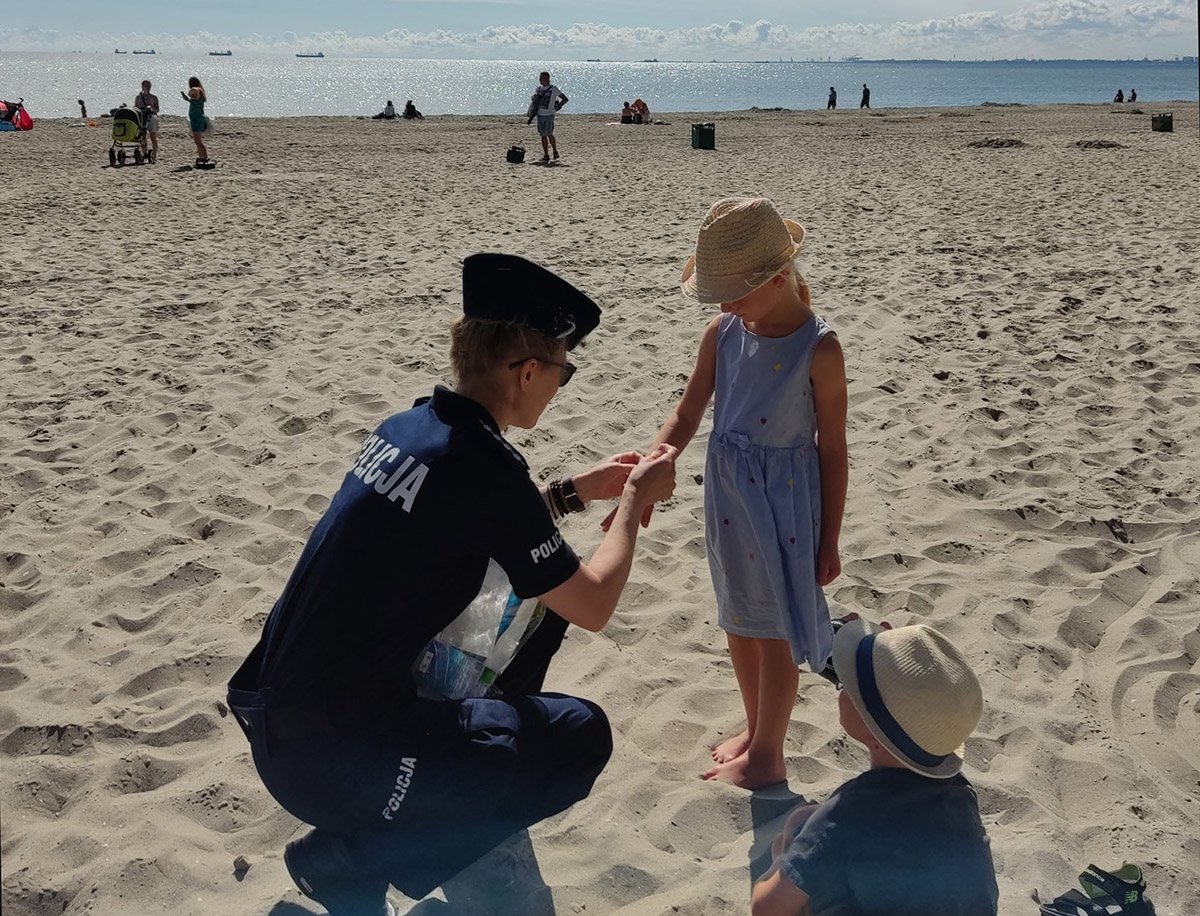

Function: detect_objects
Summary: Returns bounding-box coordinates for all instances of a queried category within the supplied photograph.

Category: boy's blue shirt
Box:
[780,767,999,916]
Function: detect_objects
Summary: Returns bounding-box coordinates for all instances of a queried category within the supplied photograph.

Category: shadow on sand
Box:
[399,829,554,916]
[748,783,807,885]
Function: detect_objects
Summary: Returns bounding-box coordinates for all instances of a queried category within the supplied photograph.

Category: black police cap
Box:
[462,253,601,350]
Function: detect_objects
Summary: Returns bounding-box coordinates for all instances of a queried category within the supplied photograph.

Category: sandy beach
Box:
[2,101,1198,915]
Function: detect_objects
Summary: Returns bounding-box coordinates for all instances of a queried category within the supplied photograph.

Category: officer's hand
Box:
[626,444,677,507]
[574,452,641,504]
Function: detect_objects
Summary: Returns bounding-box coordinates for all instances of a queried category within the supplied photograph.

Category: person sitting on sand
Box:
[620,101,635,124]
[373,100,396,120]
[1114,89,1125,103]
[632,98,649,124]
[227,253,677,916]
[750,619,999,915]
[1129,87,1137,103]
[403,99,423,120]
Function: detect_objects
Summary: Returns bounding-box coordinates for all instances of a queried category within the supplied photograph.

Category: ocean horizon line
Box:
[7,50,1199,65]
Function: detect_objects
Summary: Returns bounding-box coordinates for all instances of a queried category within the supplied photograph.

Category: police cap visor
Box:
[462,253,601,350]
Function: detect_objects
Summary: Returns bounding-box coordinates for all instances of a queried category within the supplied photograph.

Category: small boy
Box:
[752,620,999,916]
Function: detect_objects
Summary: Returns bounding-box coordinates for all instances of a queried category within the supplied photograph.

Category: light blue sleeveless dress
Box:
[704,313,835,670]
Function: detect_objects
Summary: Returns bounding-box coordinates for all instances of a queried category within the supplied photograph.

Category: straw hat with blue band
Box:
[831,618,984,779]
[679,197,806,305]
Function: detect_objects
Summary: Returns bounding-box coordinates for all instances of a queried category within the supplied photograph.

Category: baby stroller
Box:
[0,97,33,131]
[108,105,152,166]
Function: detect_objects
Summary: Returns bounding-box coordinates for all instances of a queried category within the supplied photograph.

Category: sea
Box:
[3,53,1197,119]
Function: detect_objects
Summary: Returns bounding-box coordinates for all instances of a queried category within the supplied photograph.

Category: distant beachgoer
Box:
[860,83,870,109]
[1114,89,1125,103]
[181,76,211,167]
[827,86,837,110]
[633,98,650,124]
[750,620,999,915]
[78,99,88,118]
[528,70,568,162]
[403,100,423,120]
[135,80,160,161]
[373,100,396,120]
[1129,87,1137,103]
[620,101,634,124]
[638,197,849,789]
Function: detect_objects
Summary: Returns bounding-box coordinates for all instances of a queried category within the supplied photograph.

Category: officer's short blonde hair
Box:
[449,318,562,381]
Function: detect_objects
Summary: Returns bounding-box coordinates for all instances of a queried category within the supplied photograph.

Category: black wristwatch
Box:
[560,477,586,513]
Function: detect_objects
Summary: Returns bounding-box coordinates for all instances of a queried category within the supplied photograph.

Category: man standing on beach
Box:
[135,79,159,161]
[860,84,870,109]
[827,86,837,110]
[528,70,568,162]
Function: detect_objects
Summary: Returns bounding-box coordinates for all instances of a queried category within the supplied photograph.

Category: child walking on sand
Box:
[654,197,848,789]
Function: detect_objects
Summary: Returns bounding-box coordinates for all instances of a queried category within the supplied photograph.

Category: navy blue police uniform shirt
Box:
[780,768,999,915]
[238,386,580,705]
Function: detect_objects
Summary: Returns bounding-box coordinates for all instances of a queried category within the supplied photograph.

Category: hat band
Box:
[697,244,796,284]
[856,634,948,769]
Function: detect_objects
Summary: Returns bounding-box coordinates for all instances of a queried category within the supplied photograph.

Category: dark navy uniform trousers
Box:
[228,612,612,900]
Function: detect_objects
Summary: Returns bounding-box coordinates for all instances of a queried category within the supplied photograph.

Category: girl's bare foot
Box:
[700,753,787,790]
[711,727,751,762]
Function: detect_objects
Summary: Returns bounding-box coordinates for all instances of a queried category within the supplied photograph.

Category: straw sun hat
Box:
[680,197,806,305]
[832,619,984,779]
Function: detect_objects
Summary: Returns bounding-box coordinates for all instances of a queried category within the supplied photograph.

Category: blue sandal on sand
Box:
[1039,863,1155,916]
[1039,888,1118,916]
[1080,864,1154,914]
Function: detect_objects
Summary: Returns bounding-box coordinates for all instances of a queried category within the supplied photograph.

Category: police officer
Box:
[227,253,677,916]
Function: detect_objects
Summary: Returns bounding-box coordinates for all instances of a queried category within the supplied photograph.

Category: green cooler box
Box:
[691,122,715,150]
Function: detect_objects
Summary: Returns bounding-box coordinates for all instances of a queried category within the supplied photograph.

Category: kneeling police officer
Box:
[228,253,677,915]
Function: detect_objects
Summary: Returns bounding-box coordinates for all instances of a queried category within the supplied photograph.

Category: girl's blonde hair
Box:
[782,262,812,309]
[449,318,561,381]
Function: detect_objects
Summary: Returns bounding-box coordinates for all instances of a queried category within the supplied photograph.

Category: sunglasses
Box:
[508,356,576,387]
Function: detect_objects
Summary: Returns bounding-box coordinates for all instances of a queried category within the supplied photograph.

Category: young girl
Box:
[654,197,848,789]
[181,76,211,167]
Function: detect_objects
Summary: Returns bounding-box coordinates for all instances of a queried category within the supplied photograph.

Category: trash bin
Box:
[1151,113,1173,133]
[691,122,715,150]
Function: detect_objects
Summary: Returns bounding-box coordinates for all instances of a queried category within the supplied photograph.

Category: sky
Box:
[2,0,1197,59]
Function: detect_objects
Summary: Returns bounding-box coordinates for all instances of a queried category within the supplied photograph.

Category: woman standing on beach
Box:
[645,197,849,790]
[182,76,211,167]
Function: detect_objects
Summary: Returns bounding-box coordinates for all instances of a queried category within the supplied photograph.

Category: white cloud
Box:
[1,0,1195,57]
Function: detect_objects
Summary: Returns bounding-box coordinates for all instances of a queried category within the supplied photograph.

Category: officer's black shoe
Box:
[284,831,393,916]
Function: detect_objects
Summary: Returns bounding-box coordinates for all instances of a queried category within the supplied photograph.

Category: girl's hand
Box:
[816,542,841,586]
[600,444,676,530]
[181,90,190,102]
[626,444,677,506]
[573,452,641,503]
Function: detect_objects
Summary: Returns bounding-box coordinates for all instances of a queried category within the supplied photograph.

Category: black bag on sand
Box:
[506,144,526,164]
